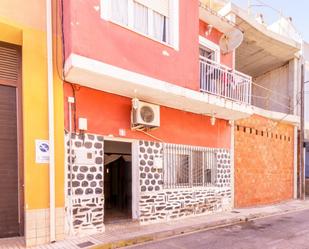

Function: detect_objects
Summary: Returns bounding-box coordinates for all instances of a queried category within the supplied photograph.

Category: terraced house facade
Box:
[0,0,304,247]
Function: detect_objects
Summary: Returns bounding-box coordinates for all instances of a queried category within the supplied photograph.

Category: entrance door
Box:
[104,141,132,223]
[0,85,19,237]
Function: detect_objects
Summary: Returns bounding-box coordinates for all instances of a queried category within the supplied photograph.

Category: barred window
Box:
[163,143,217,189]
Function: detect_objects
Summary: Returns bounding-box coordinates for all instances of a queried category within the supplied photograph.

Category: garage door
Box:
[0,85,19,237]
[0,42,20,238]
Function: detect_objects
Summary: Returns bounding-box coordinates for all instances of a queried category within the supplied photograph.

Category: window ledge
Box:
[160,186,230,192]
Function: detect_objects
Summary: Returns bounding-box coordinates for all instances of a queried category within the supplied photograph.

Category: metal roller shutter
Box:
[0,44,19,86]
[0,43,20,238]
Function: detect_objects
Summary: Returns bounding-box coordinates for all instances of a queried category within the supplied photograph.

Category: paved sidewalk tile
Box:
[1,200,309,249]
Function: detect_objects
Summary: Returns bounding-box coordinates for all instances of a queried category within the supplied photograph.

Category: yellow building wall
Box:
[0,1,65,211]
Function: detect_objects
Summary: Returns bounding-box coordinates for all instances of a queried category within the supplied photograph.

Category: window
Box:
[101,0,179,48]
[199,35,220,63]
[199,46,216,61]
[134,2,149,34]
[163,143,217,189]
[111,0,129,25]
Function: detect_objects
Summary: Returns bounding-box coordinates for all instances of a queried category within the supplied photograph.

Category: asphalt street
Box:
[127,209,309,249]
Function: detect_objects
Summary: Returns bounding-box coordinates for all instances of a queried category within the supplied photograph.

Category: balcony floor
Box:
[65,53,253,121]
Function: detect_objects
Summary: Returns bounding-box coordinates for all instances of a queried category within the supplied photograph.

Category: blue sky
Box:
[232,0,309,42]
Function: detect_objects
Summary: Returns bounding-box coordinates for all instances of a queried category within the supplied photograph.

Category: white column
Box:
[46,0,56,242]
[230,120,235,208]
[294,125,298,199]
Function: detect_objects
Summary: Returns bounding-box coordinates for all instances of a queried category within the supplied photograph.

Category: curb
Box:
[91,205,309,249]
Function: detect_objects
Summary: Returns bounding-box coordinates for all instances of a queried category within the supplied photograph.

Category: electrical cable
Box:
[248,0,302,37]
[265,92,302,132]
[137,130,164,142]
[54,0,65,81]
[60,0,66,80]
[252,81,290,101]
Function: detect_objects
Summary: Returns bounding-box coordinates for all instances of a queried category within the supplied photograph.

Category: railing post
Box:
[199,56,252,105]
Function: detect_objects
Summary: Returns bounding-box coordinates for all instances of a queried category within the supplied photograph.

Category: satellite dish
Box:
[219,29,244,54]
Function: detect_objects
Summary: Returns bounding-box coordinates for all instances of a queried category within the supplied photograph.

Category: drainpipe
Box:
[294,126,298,199]
[300,63,305,200]
[46,0,56,242]
[230,120,235,208]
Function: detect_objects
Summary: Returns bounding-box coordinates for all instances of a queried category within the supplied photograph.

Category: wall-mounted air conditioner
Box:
[131,99,160,130]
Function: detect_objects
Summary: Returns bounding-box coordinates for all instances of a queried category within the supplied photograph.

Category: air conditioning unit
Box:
[131,99,160,130]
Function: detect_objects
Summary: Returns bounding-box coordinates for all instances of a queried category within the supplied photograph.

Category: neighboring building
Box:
[0,0,65,246]
[303,42,309,194]
[219,2,301,207]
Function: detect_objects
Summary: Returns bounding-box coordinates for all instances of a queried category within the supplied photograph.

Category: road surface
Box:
[128,209,309,249]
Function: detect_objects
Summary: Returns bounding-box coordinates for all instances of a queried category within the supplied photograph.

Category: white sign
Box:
[35,140,50,164]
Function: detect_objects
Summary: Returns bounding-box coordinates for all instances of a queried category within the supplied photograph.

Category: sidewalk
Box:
[1,199,309,249]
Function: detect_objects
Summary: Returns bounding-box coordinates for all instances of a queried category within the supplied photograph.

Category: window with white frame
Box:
[163,143,217,189]
[101,0,179,48]
[199,35,220,63]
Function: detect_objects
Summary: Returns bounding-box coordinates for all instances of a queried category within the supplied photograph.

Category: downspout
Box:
[294,126,298,199]
[230,120,235,208]
[46,0,56,242]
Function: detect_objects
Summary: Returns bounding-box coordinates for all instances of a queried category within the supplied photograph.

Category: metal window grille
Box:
[163,143,217,189]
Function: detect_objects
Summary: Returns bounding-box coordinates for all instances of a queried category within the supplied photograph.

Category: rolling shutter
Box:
[134,0,169,16]
[0,45,19,86]
[0,85,19,237]
[0,43,21,237]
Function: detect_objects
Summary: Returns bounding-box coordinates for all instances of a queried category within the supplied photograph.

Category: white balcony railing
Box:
[199,56,252,105]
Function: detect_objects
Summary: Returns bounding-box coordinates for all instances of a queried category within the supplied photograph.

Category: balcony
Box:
[65,53,253,120]
[199,56,252,105]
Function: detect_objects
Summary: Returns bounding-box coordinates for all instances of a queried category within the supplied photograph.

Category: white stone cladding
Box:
[64,134,232,233]
[138,140,232,224]
[65,132,104,235]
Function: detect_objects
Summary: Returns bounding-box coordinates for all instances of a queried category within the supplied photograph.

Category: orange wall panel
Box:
[64,83,231,149]
[234,115,294,208]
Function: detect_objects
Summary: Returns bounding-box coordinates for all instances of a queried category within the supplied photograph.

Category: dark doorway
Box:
[0,85,19,237]
[104,141,132,223]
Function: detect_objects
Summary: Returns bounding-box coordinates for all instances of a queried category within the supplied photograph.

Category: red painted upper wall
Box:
[199,20,233,68]
[64,83,231,149]
[63,0,234,91]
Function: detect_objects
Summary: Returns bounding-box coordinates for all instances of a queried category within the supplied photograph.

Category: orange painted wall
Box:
[234,115,294,208]
[64,83,231,149]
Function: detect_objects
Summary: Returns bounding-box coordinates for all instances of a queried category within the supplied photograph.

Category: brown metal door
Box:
[0,83,19,238]
[0,44,20,238]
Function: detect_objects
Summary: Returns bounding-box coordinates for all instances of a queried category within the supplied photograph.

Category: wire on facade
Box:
[138,130,164,142]
[252,81,290,101]
[265,93,302,132]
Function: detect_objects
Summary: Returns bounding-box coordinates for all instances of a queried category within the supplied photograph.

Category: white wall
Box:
[304,48,309,124]
[304,42,309,140]
[253,63,292,114]
[305,61,309,122]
